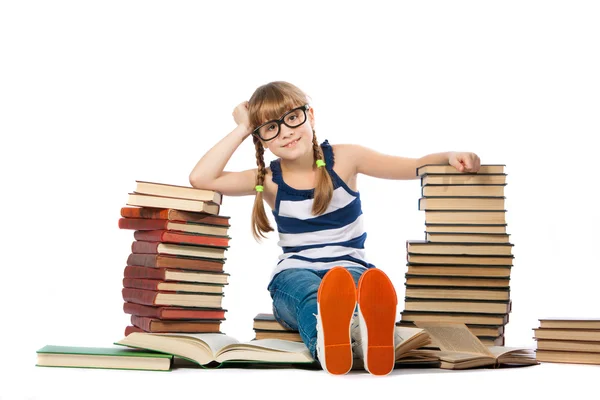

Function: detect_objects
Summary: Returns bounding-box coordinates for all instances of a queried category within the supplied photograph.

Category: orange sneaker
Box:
[316,267,357,375]
[356,268,398,376]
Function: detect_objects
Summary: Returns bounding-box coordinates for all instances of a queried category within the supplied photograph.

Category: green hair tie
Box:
[255,185,264,192]
[316,160,326,168]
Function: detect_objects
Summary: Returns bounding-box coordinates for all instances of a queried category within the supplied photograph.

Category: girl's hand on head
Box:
[449,152,481,172]
[232,101,252,137]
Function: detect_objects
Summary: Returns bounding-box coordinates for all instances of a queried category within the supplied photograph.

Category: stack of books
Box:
[398,164,513,346]
[252,313,302,342]
[534,318,600,365]
[118,181,231,335]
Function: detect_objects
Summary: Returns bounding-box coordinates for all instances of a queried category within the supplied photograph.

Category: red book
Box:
[122,278,224,294]
[131,241,226,260]
[122,288,223,308]
[133,230,230,248]
[131,315,222,333]
[120,207,230,226]
[123,266,229,285]
[123,302,226,320]
[127,253,224,272]
[118,218,230,236]
[124,325,145,336]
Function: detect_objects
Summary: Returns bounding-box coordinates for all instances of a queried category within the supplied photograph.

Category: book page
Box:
[414,322,493,356]
[218,339,310,356]
[158,333,239,355]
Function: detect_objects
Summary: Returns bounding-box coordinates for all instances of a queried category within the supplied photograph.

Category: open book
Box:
[116,326,432,368]
[414,322,537,369]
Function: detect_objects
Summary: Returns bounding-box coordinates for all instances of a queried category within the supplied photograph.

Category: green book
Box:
[36,345,172,371]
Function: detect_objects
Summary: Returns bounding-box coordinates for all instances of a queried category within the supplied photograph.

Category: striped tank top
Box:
[268,139,375,280]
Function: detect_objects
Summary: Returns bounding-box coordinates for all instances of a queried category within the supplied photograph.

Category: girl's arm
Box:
[189,102,257,196]
[340,145,480,180]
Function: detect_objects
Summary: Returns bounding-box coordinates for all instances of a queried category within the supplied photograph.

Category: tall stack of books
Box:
[534,318,600,365]
[398,164,513,346]
[118,181,231,335]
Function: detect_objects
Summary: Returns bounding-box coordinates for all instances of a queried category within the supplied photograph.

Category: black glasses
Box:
[252,104,310,141]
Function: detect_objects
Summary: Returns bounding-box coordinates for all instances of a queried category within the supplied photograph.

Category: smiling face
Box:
[258,106,315,160]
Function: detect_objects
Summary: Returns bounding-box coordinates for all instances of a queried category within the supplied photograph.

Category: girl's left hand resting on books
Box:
[449,151,481,172]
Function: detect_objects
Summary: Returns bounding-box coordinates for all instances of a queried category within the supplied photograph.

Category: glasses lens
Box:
[284,108,306,127]
[258,122,279,140]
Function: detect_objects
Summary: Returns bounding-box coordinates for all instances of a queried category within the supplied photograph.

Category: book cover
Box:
[131,241,226,260]
[127,253,225,272]
[134,181,223,205]
[120,206,230,225]
[133,230,230,248]
[123,302,226,320]
[131,315,222,333]
[123,266,230,284]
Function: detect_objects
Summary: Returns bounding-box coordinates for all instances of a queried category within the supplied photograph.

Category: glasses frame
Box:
[252,104,310,142]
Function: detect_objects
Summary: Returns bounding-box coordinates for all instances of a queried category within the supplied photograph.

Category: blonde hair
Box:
[248,81,334,241]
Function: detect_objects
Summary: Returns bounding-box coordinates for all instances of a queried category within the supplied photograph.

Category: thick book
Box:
[403,299,512,314]
[407,254,514,266]
[417,164,506,176]
[406,264,512,278]
[422,185,506,197]
[255,330,303,342]
[538,318,600,330]
[533,328,600,341]
[407,240,514,256]
[535,350,600,365]
[401,311,509,326]
[425,223,507,234]
[419,197,505,211]
[397,321,505,337]
[253,313,296,332]
[134,181,223,205]
[127,253,225,272]
[123,302,226,320]
[121,206,230,225]
[131,315,222,333]
[133,230,230,248]
[536,340,600,353]
[122,288,223,308]
[425,232,510,243]
[132,241,226,260]
[425,211,506,225]
[413,322,536,369]
[36,345,172,371]
[123,266,229,284]
[119,218,229,236]
[127,193,220,215]
[122,278,224,294]
[405,274,510,288]
[421,173,507,185]
[404,286,510,301]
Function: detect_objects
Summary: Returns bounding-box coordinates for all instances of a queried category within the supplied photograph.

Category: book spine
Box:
[124,325,146,335]
[122,288,160,306]
[133,230,229,247]
[168,210,230,226]
[131,315,154,332]
[121,207,170,219]
[123,266,166,279]
[132,241,160,254]
[118,218,168,230]
[123,278,161,291]
[123,302,161,318]
[127,253,225,272]
[133,230,167,242]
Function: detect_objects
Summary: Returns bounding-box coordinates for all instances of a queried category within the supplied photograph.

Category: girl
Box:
[189,81,481,376]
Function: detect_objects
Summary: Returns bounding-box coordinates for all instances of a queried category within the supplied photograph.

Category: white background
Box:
[1,1,599,398]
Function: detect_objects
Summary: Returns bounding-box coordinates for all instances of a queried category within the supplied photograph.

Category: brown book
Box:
[406,264,512,278]
[417,164,505,176]
[401,311,509,326]
[421,174,507,185]
[124,266,229,285]
[122,288,223,308]
[119,217,230,236]
[397,321,505,337]
[133,230,230,248]
[134,181,223,205]
[253,313,296,332]
[407,240,514,256]
[124,325,145,336]
[403,299,512,314]
[122,278,224,294]
[419,197,505,211]
[127,193,220,215]
[120,207,230,225]
[127,253,224,272]
[538,318,600,330]
[254,330,303,342]
[535,350,600,365]
[425,224,507,234]
[425,211,506,225]
[536,340,600,353]
[407,254,514,266]
[425,232,510,243]
[404,286,510,301]
[405,275,510,288]
[131,241,226,260]
[533,328,600,341]
[123,302,226,320]
[422,185,506,197]
[131,315,222,333]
